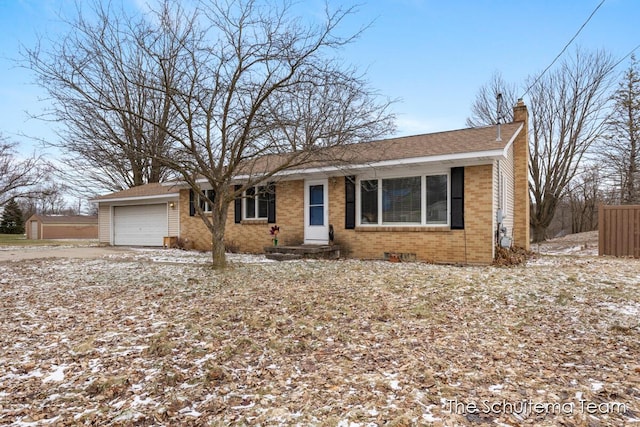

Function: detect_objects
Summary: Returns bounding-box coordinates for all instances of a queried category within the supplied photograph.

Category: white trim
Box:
[356,171,451,228]
[92,193,179,204]
[501,123,524,156]
[242,186,269,220]
[197,190,215,213]
[304,179,329,244]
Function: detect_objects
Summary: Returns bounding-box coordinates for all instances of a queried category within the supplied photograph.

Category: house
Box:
[93,100,530,264]
[25,215,99,240]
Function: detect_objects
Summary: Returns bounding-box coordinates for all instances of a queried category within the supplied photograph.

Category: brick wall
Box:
[329,165,494,264]
[512,100,530,250]
[179,180,307,252]
[179,165,495,264]
[179,189,212,250]
[225,180,305,253]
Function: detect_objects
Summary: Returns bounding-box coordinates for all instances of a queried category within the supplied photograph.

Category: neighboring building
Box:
[26,215,99,240]
[93,101,530,264]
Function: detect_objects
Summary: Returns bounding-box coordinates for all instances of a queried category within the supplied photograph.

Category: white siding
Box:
[98,204,111,244]
[168,199,180,237]
[494,144,515,241]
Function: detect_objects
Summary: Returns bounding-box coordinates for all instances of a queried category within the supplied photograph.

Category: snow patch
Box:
[178,406,202,417]
[43,365,65,383]
[600,302,640,316]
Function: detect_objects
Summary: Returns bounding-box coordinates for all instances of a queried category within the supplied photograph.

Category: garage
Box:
[113,204,168,246]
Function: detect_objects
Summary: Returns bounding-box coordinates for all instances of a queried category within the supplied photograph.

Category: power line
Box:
[521,0,606,98]
[611,43,640,70]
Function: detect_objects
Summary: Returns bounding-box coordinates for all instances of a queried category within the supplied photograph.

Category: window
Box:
[308,184,324,225]
[360,180,378,223]
[244,186,270,219]
[382,177,421,223]
[426,175,447,224]
[199,190,215,213]
[358,174,449,226]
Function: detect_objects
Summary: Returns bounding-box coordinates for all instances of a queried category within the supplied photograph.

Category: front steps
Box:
[264,244,340,261]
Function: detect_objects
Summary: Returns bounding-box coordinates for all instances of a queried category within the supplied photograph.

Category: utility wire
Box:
[611,43,640,70]
[521,0,606,98]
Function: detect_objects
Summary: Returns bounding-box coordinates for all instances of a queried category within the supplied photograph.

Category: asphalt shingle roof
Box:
[238,122,523,174]
[92,182,180,201]
[93,122,523,198]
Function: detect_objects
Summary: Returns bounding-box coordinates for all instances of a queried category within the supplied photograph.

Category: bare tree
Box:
[528,48,615,241]
[18,182,71,218]
[466,72,518,127]
[566,165,602,234]
[0,136,49,206]
[601,54,640,204]
[24,0,179,193]
[134,0,395,267]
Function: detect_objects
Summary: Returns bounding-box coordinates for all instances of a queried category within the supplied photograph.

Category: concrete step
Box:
[264,252,303,261]
[264,245,340,260]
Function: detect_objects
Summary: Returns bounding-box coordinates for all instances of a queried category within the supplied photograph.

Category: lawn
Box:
[0,234,97,247]
[0,234,26,244]
[0,248,638,426]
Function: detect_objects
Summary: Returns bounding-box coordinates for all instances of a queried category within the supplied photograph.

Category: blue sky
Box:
[0,0,638,156]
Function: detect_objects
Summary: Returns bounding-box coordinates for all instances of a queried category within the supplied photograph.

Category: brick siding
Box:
[512,100,530,250]
[180,164,495,264]
[329,166,494,264]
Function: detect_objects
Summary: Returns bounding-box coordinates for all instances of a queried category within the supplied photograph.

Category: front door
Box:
[304,179,329,244]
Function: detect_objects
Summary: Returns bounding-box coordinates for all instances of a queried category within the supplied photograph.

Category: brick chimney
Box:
[512,99,530,250]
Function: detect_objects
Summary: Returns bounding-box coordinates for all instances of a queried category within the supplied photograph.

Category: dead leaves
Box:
[0,251,639,425]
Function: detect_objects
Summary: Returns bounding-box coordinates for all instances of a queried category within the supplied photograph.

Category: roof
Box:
[344,122,522,161]
[93,122,524,199]
[28,215,98,224]
[236,122,524,176]
[92,182,181,202]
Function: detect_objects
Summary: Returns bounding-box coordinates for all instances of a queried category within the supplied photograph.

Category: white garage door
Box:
[113,204,167,246]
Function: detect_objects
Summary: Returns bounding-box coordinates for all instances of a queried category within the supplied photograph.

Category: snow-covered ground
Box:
[533,230,599,256]
[1,236,639,426]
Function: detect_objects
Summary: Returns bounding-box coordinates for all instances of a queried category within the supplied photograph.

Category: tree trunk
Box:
[209,203,229,269]
[530,193,560,242]
[531,224,547,243]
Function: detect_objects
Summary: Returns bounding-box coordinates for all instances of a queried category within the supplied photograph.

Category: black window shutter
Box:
[207,189,216,210]
[267,182,276,223]
[451,167,464,229]
[234,185,242,224]
[189,189,195,216]
[345,176,356,229]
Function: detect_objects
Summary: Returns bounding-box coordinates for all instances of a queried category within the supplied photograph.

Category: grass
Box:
[0,233,97,247]
[0,233,26,243]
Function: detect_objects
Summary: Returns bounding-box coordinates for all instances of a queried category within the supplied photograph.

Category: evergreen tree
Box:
[0,198,25,234]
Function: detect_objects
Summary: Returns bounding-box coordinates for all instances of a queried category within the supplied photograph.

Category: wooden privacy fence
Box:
[598,205,640,258]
